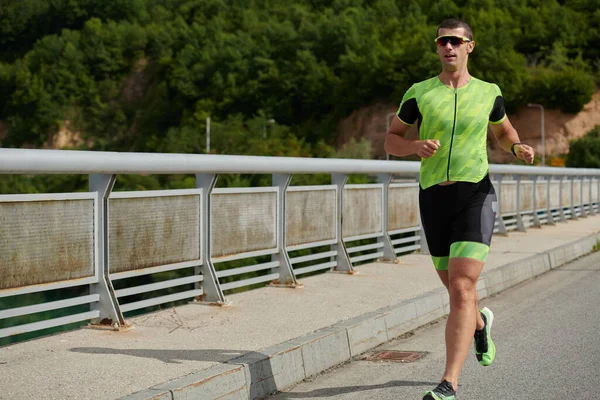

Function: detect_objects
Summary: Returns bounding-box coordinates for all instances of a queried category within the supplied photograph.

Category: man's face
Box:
[436,28,474,72]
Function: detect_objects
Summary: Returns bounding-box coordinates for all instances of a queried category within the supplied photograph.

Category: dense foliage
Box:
[0,0,599,171]
[566,126,600,168]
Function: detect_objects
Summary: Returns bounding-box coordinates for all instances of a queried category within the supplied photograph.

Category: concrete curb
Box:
[121,233,600,400]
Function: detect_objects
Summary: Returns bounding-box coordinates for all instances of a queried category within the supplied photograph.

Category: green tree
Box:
[566,126,600,168]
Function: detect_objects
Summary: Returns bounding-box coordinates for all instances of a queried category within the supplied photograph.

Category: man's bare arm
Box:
[384,116,439,158]
[489,117,534,164]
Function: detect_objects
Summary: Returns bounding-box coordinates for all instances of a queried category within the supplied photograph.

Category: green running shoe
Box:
[423,380,456,400]
[474,307,496,366]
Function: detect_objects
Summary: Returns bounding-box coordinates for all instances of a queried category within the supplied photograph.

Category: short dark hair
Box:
[437,18,473,40]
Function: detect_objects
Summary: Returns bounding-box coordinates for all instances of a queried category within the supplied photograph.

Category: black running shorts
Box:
[418,174,497,270]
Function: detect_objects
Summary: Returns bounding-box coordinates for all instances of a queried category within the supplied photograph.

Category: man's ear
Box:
[467,41,475,54]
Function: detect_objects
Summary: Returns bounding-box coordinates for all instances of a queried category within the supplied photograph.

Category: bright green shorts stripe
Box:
[450,241,490,262]
[432,256,449,271]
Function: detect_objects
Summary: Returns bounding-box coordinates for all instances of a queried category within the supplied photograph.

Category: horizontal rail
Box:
[350,252,384,263]
[114,276,203,298]
[119,289,203,313]
[0,311,100,338]
[344,232,383,242]
[294,261,337,275]
[212,248,279,263]
[285,240,337,252]
[391,236,421,246]
[110,260,201,280]
[289,251,337,264]
[389,226,421,236]
[394,244,421,254]
[346,243,384,254]
[0,295,100,320]
[216,261,280,279]
[220,273,279,291]
[0,277,97,298]
[3,148,600,176]
[0,148,421,175]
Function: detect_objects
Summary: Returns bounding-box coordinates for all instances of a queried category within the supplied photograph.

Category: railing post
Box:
[588,177,596,215]
[532,175,541,227]
[271,173,299,286]
[597,177,600,213]
[546,175,555,225]
[570,176,577,219]
[89,174,124,327]
[558,175,568,222]
[377,174,397,262]
[494,175,508,235]
[195,174,226,304]
[331,173,353,273]
[515,175,526,231]
[580,176,587,217]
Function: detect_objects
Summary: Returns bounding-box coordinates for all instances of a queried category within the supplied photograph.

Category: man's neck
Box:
[438,68,471,89]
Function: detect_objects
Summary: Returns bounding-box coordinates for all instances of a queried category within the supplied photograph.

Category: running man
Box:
[384,18,535,400]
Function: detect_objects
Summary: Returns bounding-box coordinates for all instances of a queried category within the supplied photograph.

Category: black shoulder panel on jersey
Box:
[489,95,505,122]
[398,98,419,125]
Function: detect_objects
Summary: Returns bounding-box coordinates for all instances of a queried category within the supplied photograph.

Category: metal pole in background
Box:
[206,117,210,153]
[264,119,276,139]
[528,103,545,166]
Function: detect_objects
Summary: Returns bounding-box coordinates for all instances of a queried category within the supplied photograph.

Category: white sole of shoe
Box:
[481,307,494,333]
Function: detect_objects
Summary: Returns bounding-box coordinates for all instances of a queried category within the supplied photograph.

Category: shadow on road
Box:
[70,347,437,399]
[270,380,439,399]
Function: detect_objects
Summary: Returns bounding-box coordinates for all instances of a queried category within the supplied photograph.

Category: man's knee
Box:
[448,278,476,304]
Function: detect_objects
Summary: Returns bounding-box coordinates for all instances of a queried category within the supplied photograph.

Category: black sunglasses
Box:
[435,35,472,47]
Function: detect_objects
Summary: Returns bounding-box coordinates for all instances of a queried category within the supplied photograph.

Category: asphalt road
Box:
[268,251,600,400]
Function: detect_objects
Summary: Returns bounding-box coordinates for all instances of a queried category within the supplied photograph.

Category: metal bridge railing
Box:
[0,148,599,340]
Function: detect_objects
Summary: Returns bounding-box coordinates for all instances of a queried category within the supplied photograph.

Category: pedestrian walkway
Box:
[1,216,599,400]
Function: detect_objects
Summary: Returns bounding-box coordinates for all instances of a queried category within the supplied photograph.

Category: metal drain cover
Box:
[365,351,427,363]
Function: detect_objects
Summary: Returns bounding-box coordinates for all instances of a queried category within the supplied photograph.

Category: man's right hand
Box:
[414,140,440,158]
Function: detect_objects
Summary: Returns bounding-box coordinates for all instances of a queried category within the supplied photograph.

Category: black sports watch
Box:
[511,142,522,157]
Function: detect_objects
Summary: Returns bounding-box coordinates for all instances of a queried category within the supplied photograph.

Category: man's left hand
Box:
[515,144,535,164]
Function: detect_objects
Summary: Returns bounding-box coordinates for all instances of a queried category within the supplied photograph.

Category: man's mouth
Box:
[444,54,457,60]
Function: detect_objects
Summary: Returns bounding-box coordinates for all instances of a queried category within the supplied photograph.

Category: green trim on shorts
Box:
[432,256,449,271]
[450,241,490,262]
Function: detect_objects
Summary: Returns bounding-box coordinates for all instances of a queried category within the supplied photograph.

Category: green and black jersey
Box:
[396,76,506,189]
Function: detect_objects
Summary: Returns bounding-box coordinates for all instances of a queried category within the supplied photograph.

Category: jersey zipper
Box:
[447,89,458,181]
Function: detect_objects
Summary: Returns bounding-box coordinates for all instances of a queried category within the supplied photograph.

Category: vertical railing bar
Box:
[331,174,353,273]
[580,176,587,217]
[516,175,526,231]
[195,174,226,304]
[89,174,124,327]
[559,175,567,222]
[495,175,507,235]
[588,176,596,215]
[270,173,299,287]
[377,173,397,262]
[546,175,555,225]
[570,176,577,219]
[532,175,541,227]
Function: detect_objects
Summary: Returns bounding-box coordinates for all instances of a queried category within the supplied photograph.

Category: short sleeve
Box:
[396,85,419,126]
[489,84,506,124]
